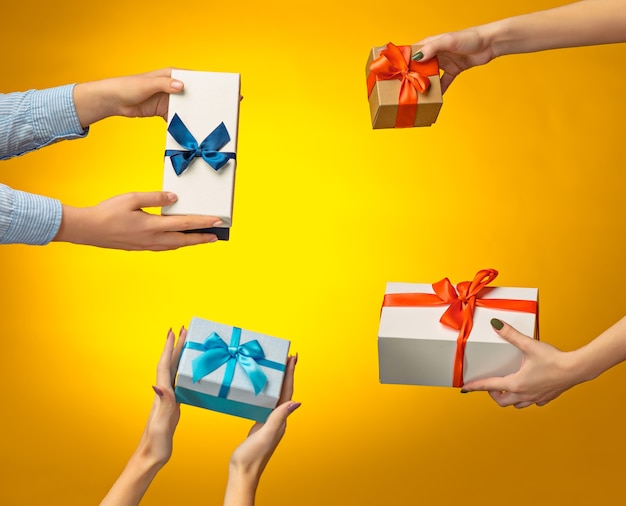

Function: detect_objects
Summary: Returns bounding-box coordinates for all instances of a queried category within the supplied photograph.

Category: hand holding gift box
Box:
[162,69,240,240]
[366,42,443,129]
[378,269,538,387]
[175,317,291,422]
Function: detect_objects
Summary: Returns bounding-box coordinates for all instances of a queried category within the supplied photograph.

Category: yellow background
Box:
[2,0,626,504]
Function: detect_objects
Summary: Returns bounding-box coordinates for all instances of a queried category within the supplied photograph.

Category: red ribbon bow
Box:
[382,269,538,387]
[367,42,439,128]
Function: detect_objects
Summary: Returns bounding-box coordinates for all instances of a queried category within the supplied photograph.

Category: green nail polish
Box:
[491,318,504,330]
[411,51,424,61]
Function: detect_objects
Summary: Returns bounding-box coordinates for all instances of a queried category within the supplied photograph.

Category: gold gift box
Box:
[366,43,443,129]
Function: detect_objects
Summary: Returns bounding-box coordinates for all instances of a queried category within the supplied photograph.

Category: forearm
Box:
[481,0,626,57]
[100,451,164,506]
[570,315,626,382]
[223,467,259,506]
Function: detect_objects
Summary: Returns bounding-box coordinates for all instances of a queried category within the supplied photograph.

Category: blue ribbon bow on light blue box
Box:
[165,113,236,175]
[175,317,290,422]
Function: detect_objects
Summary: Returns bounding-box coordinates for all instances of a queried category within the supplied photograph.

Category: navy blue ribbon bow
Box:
[165,113,236,175]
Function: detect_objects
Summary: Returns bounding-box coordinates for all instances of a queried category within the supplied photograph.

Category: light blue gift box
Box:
[175,317,290,422]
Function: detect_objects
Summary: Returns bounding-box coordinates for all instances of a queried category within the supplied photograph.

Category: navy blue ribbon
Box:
[185,327,285,398]
[165,113,236,175]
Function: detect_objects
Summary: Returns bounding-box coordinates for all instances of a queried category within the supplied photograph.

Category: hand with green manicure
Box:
[462,316,626,408]
[413,0,626,94]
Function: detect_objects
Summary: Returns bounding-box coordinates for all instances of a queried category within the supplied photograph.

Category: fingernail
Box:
[166,192,178,202]
[491,318,504,330]
[411,51,424,61]
[152,386,164,397]
[460,389,468,394]
[179,325,186,335]
[287,402,301,413]
[207,235,219,243]
[212,220,223,227]
[168,327,174,339]
[171,80,184,91]
[294,352,299,365]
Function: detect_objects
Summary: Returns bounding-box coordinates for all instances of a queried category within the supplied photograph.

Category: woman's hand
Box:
[224,355,300,506]
[73,68,184,127]
[100,327,186,506]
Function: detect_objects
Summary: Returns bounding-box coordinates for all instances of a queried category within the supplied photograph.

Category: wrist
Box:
[73,80,117,128]
[480,17,516,58]
[53,205,93,246]
[566,346,601,384]
[224,466,259,506]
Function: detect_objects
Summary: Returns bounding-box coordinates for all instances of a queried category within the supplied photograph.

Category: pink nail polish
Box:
[152,386,164,397]
[287,402,301,413]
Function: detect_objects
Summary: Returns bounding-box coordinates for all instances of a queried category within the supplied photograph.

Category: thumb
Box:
[263,401,302,432]
[142,76,184,95]
[123,191,178,209]
[490,318,534,354]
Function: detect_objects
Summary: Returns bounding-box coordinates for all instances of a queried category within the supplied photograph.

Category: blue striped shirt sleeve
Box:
[0,184,62,245]
[0,84,87,160]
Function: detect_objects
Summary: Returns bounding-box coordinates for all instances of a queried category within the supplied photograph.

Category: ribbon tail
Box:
[165,151,192,176]
[395,78,419,128]
[237,355,268,395]
[202,151,236,171]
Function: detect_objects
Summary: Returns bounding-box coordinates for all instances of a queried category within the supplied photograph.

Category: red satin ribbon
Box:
[382,269,538,387]
[367,42,439,128]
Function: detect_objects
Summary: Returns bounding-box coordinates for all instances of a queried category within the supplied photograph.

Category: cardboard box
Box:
[162,70,240,240]
[366,43,442,129]
[175,317,290,422]
[378,275,538,387]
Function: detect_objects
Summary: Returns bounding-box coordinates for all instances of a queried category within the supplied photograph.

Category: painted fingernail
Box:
[171,80,184,91]
[287,402,301,413]
[152,386,164,397]
[411,51,424,61]
[166,192,178,202]
[491,318,504,330]
[460,389,468,394]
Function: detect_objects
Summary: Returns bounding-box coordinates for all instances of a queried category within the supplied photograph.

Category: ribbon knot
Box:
[187,328,268,397]
[382,269,537,387]
[165,113,236,175]
[367,42,439,128]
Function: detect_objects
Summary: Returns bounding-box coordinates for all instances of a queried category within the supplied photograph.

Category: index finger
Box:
[277,354,297,405]
[157,328,175,386]
[156,215,223,233]
[170,326,188,380]
[462,375,510,393]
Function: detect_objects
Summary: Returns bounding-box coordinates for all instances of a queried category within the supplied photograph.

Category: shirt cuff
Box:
[0,184,62,245]
[31,84,88,147]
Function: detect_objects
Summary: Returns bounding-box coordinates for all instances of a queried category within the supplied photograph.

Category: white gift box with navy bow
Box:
[175,317,291,422]
[162,69,240,240]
